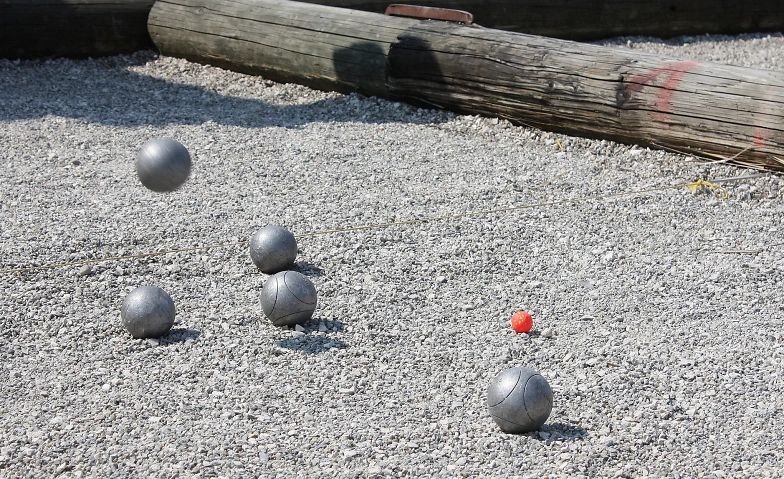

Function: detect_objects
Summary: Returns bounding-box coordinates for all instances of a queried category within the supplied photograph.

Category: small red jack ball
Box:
[511,310,533,333]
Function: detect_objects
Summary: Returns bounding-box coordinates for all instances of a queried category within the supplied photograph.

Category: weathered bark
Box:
[387,23,784,170]
[149,0,784,171]
[149,0,421,97]
[298,0,784,40]
[0,0,155,59]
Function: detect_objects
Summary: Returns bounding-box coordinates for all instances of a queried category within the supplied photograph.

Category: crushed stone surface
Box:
[1,32,783,478]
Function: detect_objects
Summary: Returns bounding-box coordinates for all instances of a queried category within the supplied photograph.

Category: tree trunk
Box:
[148,0,420,97]
[0,0,155,59]
[387,23,784,170]
[297,0,784,41]
[149,0,784,171]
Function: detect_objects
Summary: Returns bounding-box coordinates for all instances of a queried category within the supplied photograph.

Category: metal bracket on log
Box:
[385,4,473,24]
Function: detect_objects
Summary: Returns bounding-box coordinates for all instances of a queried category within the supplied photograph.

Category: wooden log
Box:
[148,0,420,97]
[297,0,784,41]
[387,23,784,171]
[0,0,155,59]
[149,0,784,171]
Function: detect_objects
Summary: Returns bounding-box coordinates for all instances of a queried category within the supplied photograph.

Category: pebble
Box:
[367,464,382,474]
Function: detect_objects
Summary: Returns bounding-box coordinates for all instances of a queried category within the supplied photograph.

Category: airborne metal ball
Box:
[121,285,176,339]
[260,271,317,327]
[487,366,553,434]
[135,138,191,192]
[249,225,297,273]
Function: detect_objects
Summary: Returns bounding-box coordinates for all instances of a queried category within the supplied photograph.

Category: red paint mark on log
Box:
[626,61,700,120]
[752,127,772,148]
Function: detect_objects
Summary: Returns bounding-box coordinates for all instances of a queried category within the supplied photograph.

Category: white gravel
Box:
[1,32,783,478]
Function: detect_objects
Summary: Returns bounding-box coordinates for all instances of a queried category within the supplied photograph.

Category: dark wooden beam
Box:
[0,0,155,59]
[298,0,784,41]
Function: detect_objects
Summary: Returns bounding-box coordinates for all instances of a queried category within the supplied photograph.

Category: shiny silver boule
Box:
[121,285,176,339]
[135,138,191,192]
[487,366,553,433]
[260,271,317,326]
[249,225,297,273]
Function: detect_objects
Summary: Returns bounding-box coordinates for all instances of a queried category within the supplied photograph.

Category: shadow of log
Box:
[0,51,447,129]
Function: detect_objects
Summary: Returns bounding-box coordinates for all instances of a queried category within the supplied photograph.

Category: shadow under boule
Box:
[159,327,201,345]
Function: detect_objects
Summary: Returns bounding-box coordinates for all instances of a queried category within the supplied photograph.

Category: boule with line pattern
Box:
[487,366,553,433]
[260,270,317,326]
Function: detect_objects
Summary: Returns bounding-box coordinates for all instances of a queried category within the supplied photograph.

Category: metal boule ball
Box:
[249,225,298,273]
[135,138,191,192]
[121,285,176,339]
[260,271,317,327]
[487,366,553,434]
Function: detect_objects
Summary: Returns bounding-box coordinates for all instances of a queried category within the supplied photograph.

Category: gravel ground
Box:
[1,32,783,479]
